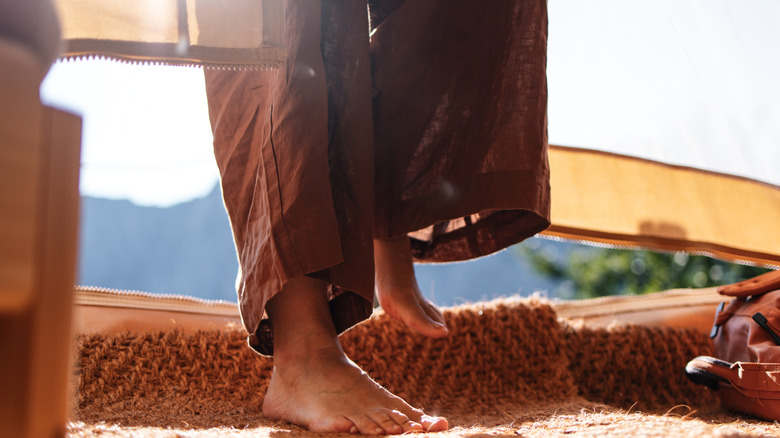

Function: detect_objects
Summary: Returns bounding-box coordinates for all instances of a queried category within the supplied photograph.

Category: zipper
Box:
[74,285,238,317]
[75,283,725,327]
[56,55,281,71]
[76,283,723,320]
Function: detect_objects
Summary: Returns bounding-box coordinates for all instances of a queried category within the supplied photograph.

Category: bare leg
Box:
[262,276,448,434]
[374,236,449,338]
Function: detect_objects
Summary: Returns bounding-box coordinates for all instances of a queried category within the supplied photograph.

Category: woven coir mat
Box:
[70,298,780,437]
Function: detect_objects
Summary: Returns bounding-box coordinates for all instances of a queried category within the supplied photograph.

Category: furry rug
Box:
[68,298,780,437]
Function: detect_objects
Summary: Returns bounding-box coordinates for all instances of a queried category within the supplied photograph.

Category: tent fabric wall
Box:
[547,0,780,188]
[544,0,779,267]
[546,145,780,268]
[0,3,82,435]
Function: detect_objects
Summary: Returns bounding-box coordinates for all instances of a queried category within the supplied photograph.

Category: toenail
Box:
[375,428,384,434]
[349,426,358,434]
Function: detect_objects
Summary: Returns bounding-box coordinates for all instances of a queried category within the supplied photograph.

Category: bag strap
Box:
[686,356,780,399]
[718,270,780,298]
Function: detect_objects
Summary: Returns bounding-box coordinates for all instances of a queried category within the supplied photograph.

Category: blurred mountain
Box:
[414,240,573,305]
[79,185,239,302]
[78,186,573,305]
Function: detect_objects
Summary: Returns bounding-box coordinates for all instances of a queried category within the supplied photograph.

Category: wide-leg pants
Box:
[205,0,550,355]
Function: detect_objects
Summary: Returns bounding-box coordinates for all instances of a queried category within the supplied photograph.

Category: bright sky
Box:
[41,61,218,207]
[39,0,780,207]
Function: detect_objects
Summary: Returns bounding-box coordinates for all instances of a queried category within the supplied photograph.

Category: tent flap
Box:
[546,145,780,268]
[54,0,286,69]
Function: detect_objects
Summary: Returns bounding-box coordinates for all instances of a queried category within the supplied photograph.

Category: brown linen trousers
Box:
[204,0,550,355]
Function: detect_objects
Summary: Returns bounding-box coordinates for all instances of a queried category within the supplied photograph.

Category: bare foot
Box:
[374,236,449,338]
[263,345,447,434]
[262,276,448,434]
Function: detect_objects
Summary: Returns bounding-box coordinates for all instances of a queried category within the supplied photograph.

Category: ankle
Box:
[272,338,347,370]
[374,237,417,286]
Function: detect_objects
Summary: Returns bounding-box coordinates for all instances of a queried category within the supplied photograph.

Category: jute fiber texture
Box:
[69,298,780,437]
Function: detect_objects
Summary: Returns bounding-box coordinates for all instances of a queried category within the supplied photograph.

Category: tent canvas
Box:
[50,0,780,267]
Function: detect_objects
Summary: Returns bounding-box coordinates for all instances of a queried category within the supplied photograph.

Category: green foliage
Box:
[518,243,771,299]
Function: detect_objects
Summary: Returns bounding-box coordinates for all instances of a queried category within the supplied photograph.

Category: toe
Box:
[309,415,356,434]
[388,406,425,433]
[420,415,449,432]
[400,299,448,338]
[386,409,424,434]
[351,414,386,435]
[390,407,426,433]
[422,300,447,327]
[370,411,404,435]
